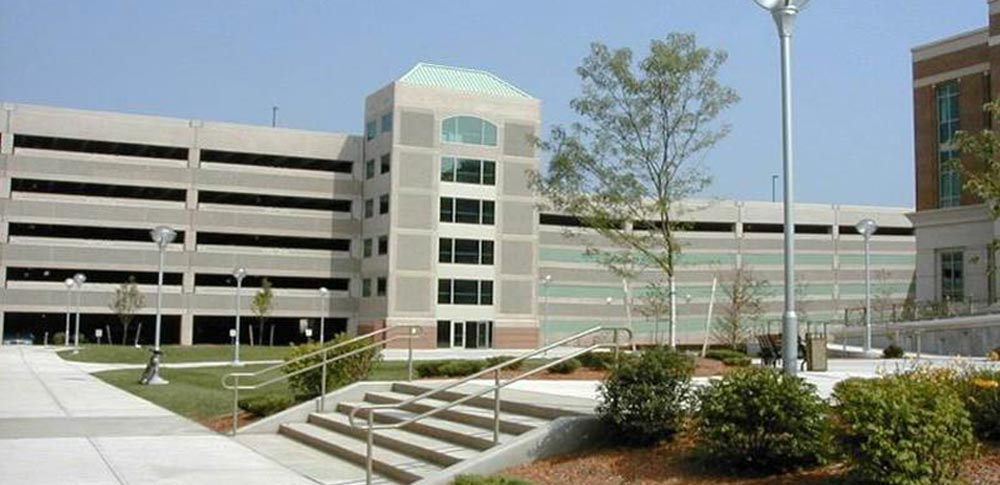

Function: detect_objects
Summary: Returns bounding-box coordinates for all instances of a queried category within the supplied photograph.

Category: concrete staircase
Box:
[236,382,597,485]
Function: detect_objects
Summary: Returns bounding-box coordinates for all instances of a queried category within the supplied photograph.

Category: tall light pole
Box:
[540,275,552,346]
[752,0,811,375]
[232,267,247,366]
[63,278,74,346]
[855,218,878,355]
[318,287,329,345]
[147,226,176,385]
[771,174,779,202]
[72,273,86,354]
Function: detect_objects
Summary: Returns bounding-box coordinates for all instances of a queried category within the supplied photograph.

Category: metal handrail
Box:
[222,325,422,435]
[347,326,633,485]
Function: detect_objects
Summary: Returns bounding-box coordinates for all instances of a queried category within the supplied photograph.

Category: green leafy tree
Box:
[531,33,739,347]
[713,264,769,351]
[108,276,145,345]
[953,100,1000,293]
[251,278,274,346]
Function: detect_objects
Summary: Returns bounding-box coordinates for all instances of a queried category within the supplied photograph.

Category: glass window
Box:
[378,235,388,255]
[366,120,377,140]
[377,277,387,297]
[939,150,961,208]
[455,198,480,223]
[379,194,389,215]
[453,279,479,304]
[441,157,456,182]
[456,158,482,184]
[362,278,372,297]
[364,199,373,218]
[941,250,964,301]
[363,238,372,258]
[381,113,392,134]
[483,161,496,185]
[481,240,494,265]
[441,116,498,146]
[454,239,480,264]
[365,159,375,179]
[380,154,390,174]
[436,320,451,348]
[482,201,495,225]
[937,82,961,208]
[480,280,493,305]
[440,197,454,222]
[439,238,453,263]
[438,279,451,304]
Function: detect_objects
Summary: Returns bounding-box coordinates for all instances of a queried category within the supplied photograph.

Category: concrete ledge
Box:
[239,381,392,435]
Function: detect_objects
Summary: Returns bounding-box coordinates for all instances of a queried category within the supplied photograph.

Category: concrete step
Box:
[279,422,441,484]
[391,382,586,420]
[235,433,398,485]
[336,401,515,451]
[307,411,479,467]
[363,391,549,435]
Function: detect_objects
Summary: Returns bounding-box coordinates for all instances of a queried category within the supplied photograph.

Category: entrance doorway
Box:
[436,320,493,349]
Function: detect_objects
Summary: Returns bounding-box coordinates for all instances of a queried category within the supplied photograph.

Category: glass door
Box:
[451,321,465,348]
[476,321,491,348]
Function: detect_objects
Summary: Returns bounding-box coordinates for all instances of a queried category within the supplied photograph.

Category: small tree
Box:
[713,265,769,350]
[638,279,671,345]
[252,278,274,346]
[109,276,145,345]
[532,33,739,347]
[953,100,1000,289]
[872,269,897,324]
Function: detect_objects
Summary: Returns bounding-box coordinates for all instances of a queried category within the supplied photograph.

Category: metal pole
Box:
[365,413,374,485]
[65,288,72,345]
[154,246,165,352]
[493,368,501,445]
[777,11,799,376]
[542,280,550,346]
[320,347,328,412]
[407,330,414,382]
[232,375,239,436]
[863,234,872,354]
[771,174,779,202]
[73,285,81,353]
[669,276,677,349]
[234,278,242,365]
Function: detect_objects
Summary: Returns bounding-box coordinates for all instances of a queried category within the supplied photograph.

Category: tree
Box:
[108,276,145,345]
[531,33,739,347]
[713,265,769,350]
[953,100,1000,291]
[252,278,274,346]
[638,278,671,345]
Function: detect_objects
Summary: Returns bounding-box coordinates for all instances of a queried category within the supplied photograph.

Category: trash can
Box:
[806,333,827,372]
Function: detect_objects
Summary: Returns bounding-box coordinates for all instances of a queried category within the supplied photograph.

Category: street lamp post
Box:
[318,287,329,345]
[752,0,811,375]
[232,267,247,366]
[855,218,878,355]
[146,226,176,385]
[72,273,86,354]
[63,278,74,346]
[540,275,552,346]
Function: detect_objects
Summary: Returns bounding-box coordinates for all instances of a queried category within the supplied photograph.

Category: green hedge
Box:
[548,358,581,374]
[484,355,523,371]
[453,475,533,485]
[696,367,831,474]
[238,394,294,417]
[882,344,904,359]
[283,334,381,401]
[957,369,1000,441]
[415,360,486,378]
[832,374,974,484]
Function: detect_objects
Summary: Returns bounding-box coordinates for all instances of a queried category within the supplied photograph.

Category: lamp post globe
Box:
[232,267,247,366]
[855,218,878,354]
[144,226,175,385]
[751,0,813,375]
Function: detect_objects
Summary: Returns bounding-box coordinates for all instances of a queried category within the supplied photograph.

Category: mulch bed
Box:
[503,439,1000,485]
[202,411,258,433]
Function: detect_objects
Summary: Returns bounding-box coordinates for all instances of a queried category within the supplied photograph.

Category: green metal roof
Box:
[398,63,533,99]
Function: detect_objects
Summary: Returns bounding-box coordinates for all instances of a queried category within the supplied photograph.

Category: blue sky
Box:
[0,1,987,207]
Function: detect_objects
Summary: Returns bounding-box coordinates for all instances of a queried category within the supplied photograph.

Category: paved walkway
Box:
[0,346,313,485]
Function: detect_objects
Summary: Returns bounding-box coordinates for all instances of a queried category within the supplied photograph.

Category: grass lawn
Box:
[60,344,294,364]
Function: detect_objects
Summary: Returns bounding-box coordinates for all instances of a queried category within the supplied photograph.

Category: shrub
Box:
[578,351,617,370]
[548,358,581,374]
[238,393,294,417]
[882,344,904,359]
[989,346,1000,361]
[52,332,67,346]
[284,333,382,401]
[598,347,694,446]
[453,475,533,485]
[696,367,831,474]
[832,374,974,485]
[720,355,751,367]
[484,355,523,371]
[416,360,485,378]
[957,369,1000,441]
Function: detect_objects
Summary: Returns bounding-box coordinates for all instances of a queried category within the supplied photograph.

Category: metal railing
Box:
[347,326,633,485]
[221,325,422,436]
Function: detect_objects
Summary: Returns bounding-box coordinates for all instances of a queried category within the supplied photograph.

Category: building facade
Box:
[910,0,1000,305]
[0,63,916,348]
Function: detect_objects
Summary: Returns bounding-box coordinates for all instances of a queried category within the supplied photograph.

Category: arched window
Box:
[442,116,497,146]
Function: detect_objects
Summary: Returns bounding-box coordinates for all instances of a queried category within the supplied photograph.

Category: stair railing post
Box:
[366,412,374,485]
[232,375,239,436]
[613,328,620,361]
[407,327,414,382]
[493,368,501,445]
[320,346,328,412]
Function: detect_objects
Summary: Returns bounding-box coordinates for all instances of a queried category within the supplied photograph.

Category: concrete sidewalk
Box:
[0,346,313,485]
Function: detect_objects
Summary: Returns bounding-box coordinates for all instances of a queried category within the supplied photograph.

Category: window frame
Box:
[363,238,373,258]
[377,235,388,256]
[380,113,393,134]
[377,277,387,297]
[380,153,391,174]
[379,194,389,215]
[441,115,498,146]
[365,159,375,179]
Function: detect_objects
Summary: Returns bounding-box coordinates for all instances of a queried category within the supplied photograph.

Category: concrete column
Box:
[180,313,194,345]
